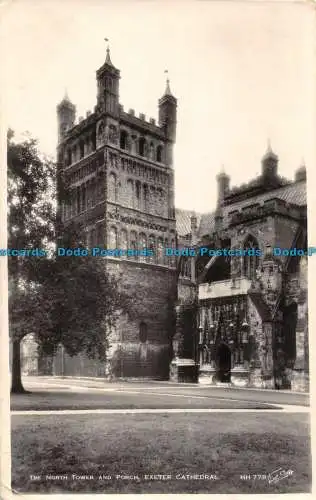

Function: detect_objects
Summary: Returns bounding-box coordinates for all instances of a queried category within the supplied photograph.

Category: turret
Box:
[158,78,177,166]
[57,92,76,143]
[158,78,177,141]
[216,167,230,207]
[261,141,278,181]
[96,46,120,116]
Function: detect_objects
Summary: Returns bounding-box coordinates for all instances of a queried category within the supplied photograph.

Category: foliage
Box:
[7,130,128,391]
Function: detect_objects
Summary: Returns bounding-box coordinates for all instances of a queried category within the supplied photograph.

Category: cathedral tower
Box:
[56,45,177,379]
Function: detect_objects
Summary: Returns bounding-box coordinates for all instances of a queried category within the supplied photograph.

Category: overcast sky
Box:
[1,0,315,212]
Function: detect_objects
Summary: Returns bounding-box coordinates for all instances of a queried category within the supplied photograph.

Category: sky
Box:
[1,0,315,213]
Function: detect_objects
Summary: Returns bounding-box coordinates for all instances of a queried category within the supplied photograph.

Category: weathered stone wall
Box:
[105,258,177,378]
[285,255,309,392]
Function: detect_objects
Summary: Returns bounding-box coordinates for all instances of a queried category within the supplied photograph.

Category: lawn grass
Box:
[11,412,311,494]
[10,389,281,411]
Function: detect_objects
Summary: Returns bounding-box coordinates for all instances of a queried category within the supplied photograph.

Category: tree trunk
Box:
[11,338,27,394]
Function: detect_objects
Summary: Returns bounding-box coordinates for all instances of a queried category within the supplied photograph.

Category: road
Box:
[10,376,309,412]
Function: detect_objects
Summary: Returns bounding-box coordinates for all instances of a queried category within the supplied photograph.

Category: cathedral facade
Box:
[175,152,308,392]
[49,47,309,391]
[56,48,177,379]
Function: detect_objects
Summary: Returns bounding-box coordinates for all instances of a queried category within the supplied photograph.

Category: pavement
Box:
[10,376,310,413]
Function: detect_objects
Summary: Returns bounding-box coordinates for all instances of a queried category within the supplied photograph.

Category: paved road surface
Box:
[10,376,309,411]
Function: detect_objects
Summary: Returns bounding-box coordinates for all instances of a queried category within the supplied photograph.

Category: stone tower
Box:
[56,46,178,379]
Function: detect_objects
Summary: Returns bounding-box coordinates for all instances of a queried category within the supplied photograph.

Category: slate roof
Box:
[175,179,306,238]
[175,208,202,237]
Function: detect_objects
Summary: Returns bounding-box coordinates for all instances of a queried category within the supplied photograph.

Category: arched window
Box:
[169,238,175,267]
[79,140,85,159]
[85,139,90,155]
[139,322,148,343]
[157,237,164,264]
[139,233,147,262]
[121,229,128,259]
[243,235,260,280]
[135,181,141,209]
[156,145,163,162]
[90,178,96,207]
[108,226,118,249]
[148,234,156,263]
[72,145,77,163]
[81,184,86,212]
[76,187,81,214]
[138,137,146,156]
[96,224,104,246]
[96,172,104,202]
[127,179,134,207]
[130,231,137,260]
[66,148,72,166]
[71,189,76,217]
[108,172,117,202]
[120,130,128,150]
[143,184,149,211]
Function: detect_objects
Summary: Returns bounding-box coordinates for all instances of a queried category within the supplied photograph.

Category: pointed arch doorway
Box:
[216,343,232,382]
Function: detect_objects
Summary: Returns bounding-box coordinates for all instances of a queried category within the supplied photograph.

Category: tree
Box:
[8,131,129,393]
[35,251,129,363]
[8,130,56,393]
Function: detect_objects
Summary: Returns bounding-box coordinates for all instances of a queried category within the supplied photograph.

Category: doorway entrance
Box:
[216,343,231,382]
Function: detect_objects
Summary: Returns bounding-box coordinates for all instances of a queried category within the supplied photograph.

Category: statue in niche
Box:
[131,135,137,154]
[104,124,110,142]
[109,125,118,144]
[97,122,105,147]
[149,143,155,160]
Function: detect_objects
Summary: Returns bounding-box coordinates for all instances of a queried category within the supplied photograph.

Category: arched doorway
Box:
[216,343,231,382]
